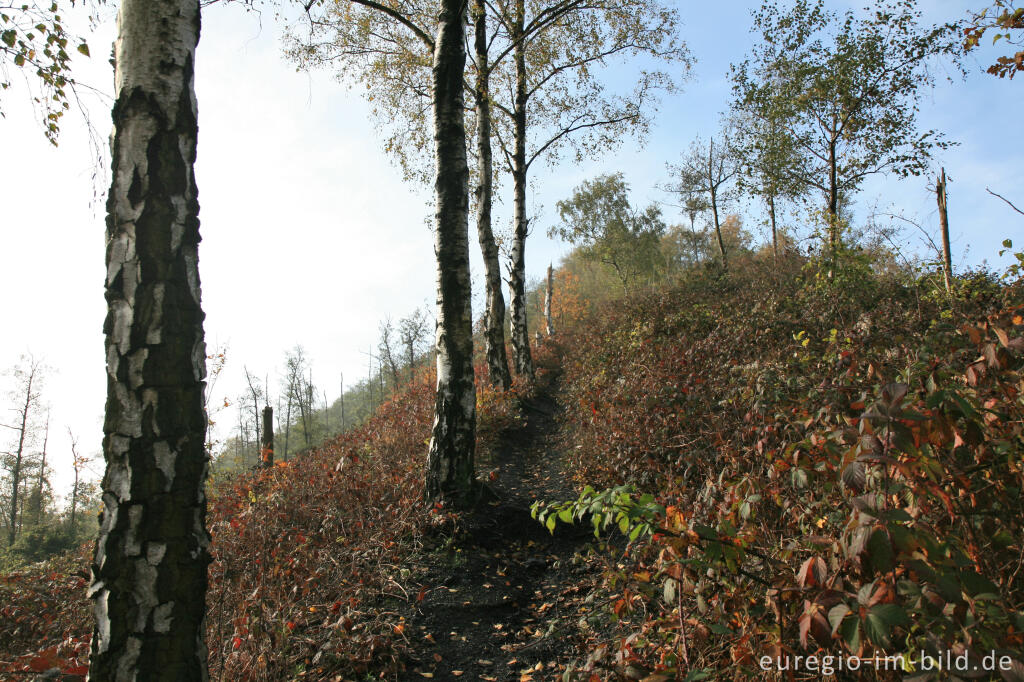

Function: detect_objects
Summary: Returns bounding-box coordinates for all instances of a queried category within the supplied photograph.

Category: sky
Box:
[1,0,1022,499]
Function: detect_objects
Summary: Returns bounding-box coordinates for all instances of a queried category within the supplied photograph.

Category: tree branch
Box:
[987,188,1024,216]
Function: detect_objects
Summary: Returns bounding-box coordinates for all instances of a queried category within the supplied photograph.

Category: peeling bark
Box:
[89,1,210,680]
[424,0,476,503]
[508,0,534,379]
[473,0,511,391]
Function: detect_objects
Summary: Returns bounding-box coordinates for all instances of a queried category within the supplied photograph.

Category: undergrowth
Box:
[0,364,523,680]
[538,253,1024,679]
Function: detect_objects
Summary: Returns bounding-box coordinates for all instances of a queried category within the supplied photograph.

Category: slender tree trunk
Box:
[33,415,49,526]
[768,192,778,262]
[283,391,292,462]
[474,0,511,391]
[508,0,534,379]
[89,1,210,678]
[339,373,345,431]
[425,0,476,503]
[544,263,554,336]
[261,406,274,468]
[6,367,34,546]
[689,214,700,263]
[827,135,838,280]
[709,139,727,270]
[69,445,80,536]
[937,167,953,294]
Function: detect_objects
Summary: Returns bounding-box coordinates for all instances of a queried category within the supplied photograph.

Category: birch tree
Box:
[424,0,476,502]
[490,0,687,378]
[89,0,210,678]
[288,0,686,384]
[667,135,739,269]
[732,0,959,265]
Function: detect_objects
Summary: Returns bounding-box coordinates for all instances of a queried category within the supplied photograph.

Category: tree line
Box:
[0,355,98,570]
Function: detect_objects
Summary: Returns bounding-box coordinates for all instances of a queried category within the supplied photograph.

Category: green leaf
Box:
[1,30,15,47]
[76,42,89,56]
[839,616,861,650]
[828,603,852,634]
[545,514,557,533]
[867,528,895,573]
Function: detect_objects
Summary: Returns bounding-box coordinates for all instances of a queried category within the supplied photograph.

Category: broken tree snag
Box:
[424,0,477,504]
[261,406,274,467]
[89,0,211,680]
[937,167,953,294]
[544,263,554,337]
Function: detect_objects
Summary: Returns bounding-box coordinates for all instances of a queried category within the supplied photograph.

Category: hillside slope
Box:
[3,252,1023,681]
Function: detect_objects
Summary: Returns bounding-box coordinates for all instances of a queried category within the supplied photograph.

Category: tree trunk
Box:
[508,0,534,380]
[544,263,554,336]
[768,192,778,262]
[937,167,953,294]
[283,391,292,462]
[689,214,700,263]
[339,373,345,431]
[89,0,210,679]
[33,415,49,527]
[473,0,511,391]
[6,366,34,546]
[709,139,727,270]
[425,0,476,503]
[69,443,80,536]
[261,406,274,468]
[827,135,838,280]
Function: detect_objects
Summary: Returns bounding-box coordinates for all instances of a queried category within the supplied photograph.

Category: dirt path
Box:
[398,377,598,681]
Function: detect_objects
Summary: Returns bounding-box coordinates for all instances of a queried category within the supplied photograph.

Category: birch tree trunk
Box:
[473,0,511,391]
[508,0,534,379]
[424,0,476,502]
[544,263,554,337]
[89,1,210,679]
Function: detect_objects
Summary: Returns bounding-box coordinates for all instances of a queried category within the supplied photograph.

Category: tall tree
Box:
[733,0,959,265]
[729,74,804,262]
[288,0,686,383]
[399,307,428,382]
[424,0,477,502]
[89,0,210,678]
[490,0,686,379]
[667,135,739,269]
[67,429,88,536]
[552,173,667,292]
[472,0,512,389]
[2,354,44,546]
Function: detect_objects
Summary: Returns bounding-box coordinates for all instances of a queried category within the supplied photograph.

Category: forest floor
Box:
[393,370,604,681]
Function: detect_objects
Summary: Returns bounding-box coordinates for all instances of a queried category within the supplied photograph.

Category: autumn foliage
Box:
[0,363,520,679]
[541,253,1024,678]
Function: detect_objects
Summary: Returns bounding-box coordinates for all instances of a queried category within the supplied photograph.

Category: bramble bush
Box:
[0,361,522,680]
[537,250,1024,679]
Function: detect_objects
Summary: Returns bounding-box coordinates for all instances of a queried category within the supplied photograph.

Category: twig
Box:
[987,188,1024,217]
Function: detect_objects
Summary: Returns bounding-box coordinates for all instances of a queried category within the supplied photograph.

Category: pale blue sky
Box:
[1,1,1021,494]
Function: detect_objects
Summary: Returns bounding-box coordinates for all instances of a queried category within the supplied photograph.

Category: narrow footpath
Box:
[398,375,601,681]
